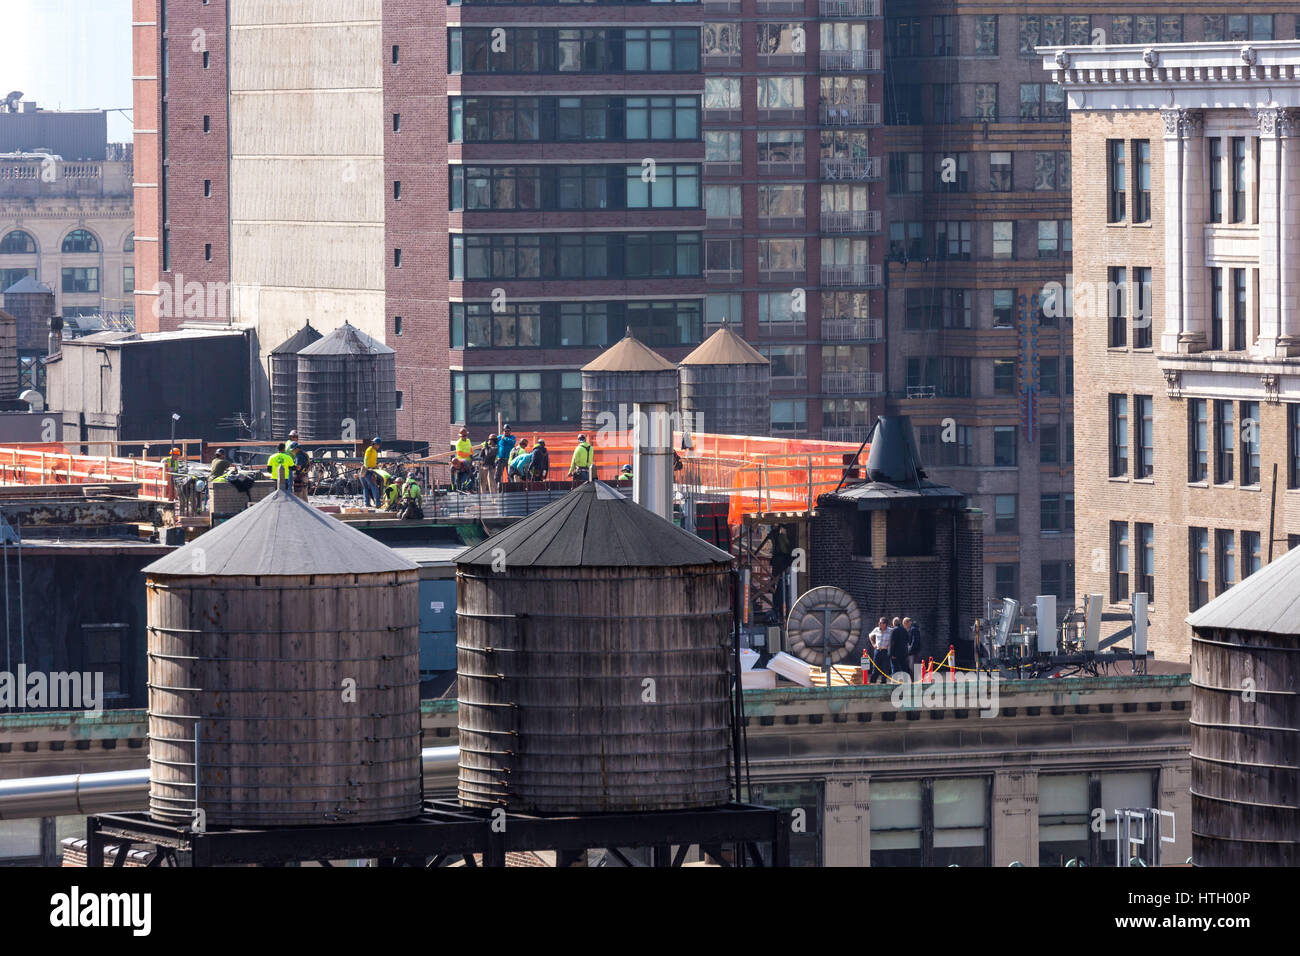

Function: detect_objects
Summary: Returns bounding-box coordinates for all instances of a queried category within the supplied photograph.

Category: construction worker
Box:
[569,433,594,484]
[361,437,381,507]
[480,433,499,493]
[616,463,632,482]
[506,438,529,483]
[267,444,295,484]
[209,448,232,479]
[399,473,424,520]
[531,439,549,480]
[383,475,403,511]
[163,446,183,473]
[495,425,516,486]
[453,427,474,492]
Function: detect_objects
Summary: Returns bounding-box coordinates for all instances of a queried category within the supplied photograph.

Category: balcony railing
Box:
[821,264,883,287]
[818,49,883,72]
[819,209,881,234]
[820,157,881,181]
[818,103,882,127]
[819,0,882,17]
[822,424,874,443]
[821,317,883,342]
[821,370,884,395]
[903,385,938,399]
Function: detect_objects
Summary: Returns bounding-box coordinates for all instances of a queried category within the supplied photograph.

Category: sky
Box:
[2,0,134,141]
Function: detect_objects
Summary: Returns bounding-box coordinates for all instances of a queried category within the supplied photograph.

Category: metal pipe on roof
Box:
[631,401,673,521]
[0,745,461,821]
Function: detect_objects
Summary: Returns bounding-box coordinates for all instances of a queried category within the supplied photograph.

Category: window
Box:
[992,358,1016,396]
[764,345,807,388]
[993,427,1016,467]
[704,77,741,110]
[1210,268,1224,350]
[204,243,212,262]
[1209,138,1223,223]
[394,180,402,201]
[885,17,923,57]
[451,232,701,281]
[1190,528,1210,610]
[1243,530,1262,579]
[931,15,955,56]
[204,179,212,198]
[994,495,1017,534]
[1108,267,1127,348]
[757,76,803,111]
[61,267,98,293]
[934,425,973,466]
[62,229,99,254]
[1214,400,1234,484]
[992,221,1013,259]
[759,184,806,220]
[122,265,134,295]
[1111,522,1131,602]
[705,185,742,219]
[1037,221,1059,258]
[992,290,1014,328]
[933,153,968,193]
[757,130,804,167]
[203,51,210,69]
[0,230,36,254]
[393,44,399,65]
[1040,424,1059,464]
[1231,137,1246,223]
[994,565,1018,601]
[1041,494,1061,533]
[1108,140,1126,223]
[757,22,803,58]
[751,780,821,866]
[1040,561,1074,607]
[771,399,807,434]
[758,293,805,335]
[1018,83,1040,121]
[1039,772,1159,867]
[1240,401,1260,486]
[1110,394,1129,477]
[1232,268,1247,350]
[758,238,806,278]
[393,112,401,132]
[1136,523,1155,601]
[1217,530,1236,593]
[1190,399,1209,482]
[394,315,404,337]
[1134,140,1151,223]
[973,83,998,121]
[889,152,924,194]
[989,152,1012,192]
[935,221,971,261]
[706,130,740,162]
[1033,151,1069,191]
[705,293,741,331]
[705,238,742,275]
[1018,15,1065,55]
[453,369,579,425]
[1134,395,1153,478]
[1132,267,1152,349]
[974,15,998,55]
[702,22,740,57]
[1290,404,1300,489]
[203,115,210,132]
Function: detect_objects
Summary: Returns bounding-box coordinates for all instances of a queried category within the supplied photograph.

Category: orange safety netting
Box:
[0,444,174,500]
[508,429,867,524]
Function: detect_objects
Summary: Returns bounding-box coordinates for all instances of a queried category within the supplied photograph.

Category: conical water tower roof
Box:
[457,481,733,568]
[582,329,676,372]
[270,321,324,355]
[3,276,53,296]
[298,321,394,356]
[1187,543,1300,636]
[144,490,417,576]
[680,325,768,366]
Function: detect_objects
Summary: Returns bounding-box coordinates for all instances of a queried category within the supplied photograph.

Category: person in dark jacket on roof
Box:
[887,617,910,678]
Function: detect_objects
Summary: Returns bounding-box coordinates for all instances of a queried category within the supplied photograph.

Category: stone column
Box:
[1257,108,1300,355]
[823,776,870,866]
[1162,108,1207,353]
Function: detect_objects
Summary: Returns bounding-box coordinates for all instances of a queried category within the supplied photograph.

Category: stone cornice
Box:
[1040,41,1300,111]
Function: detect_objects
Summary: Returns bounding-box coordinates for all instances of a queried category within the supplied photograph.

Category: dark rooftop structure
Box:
[457,480,732,568]
[821,416,966,511]
[145,489,418,577]
[0,107,107,161]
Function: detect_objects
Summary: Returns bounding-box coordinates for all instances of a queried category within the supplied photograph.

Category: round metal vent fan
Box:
[786,587,863,665]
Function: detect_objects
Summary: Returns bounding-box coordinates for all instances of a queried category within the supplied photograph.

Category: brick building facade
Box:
[1049,40,1300,661]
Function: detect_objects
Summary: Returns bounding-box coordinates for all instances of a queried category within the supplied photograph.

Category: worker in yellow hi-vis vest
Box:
[569,433,593,485]
[267,444,295,484]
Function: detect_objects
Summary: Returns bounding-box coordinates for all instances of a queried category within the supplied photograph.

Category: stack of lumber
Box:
[810,665,864,686]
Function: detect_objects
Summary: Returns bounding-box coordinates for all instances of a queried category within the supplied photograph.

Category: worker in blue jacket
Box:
[495,425,516,487]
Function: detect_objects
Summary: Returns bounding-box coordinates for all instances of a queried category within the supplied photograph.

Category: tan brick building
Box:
[1047,41,1300,662]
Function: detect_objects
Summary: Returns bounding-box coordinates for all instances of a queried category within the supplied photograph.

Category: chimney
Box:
[863,415,927,485]
[632,401,674,521]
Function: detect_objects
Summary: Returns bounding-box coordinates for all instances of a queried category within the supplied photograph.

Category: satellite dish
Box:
[786,586,862,665]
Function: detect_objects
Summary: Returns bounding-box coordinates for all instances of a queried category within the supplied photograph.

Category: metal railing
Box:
[820,157,881,181]
[904,385,938,399]
[819,0,881,15]
[821,370,884,395]
[819,49,883,71]
[821,425,874,443]
[821,317,883,341]
[820,263,883,287]
[818,103,882,127]
[819,209,881,234]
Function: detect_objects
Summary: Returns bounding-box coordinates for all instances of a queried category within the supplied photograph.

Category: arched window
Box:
[62,229,99,254]
[0,230,36,255]
[123,231,134,252]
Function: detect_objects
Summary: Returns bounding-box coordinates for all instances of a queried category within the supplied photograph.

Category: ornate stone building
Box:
[1045,40,1300,661]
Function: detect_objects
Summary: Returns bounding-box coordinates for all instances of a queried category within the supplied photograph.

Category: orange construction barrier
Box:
[0,444,175,500]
